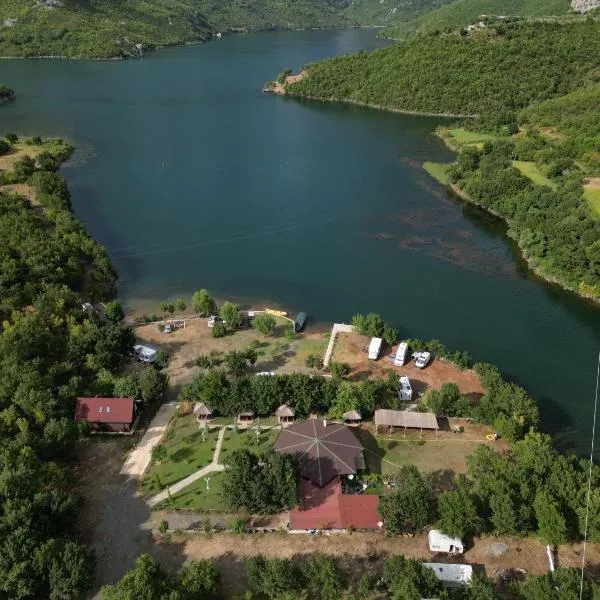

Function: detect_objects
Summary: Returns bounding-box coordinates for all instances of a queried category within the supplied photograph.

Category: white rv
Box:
[397,376,413,401]
[368,337,383,360]
[394,342,410,366]
[423,563,473,586]
[134,344,157,364]
[428,530,464,554]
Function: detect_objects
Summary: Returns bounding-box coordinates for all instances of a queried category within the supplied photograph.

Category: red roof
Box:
[75,397,134,424]
[289,479,380,530]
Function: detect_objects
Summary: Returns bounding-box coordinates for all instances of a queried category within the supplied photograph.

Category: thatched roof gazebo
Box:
[342,410,362,424]
[193,402,213,421]
[238,410,255,424]
[275,404,296,424]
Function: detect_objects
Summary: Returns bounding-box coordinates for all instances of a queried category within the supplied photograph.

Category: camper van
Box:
[368,337,383,360]
[397,376,413,401]
[394,342,410,366]
[428,529,464,554]
[133,344,157,364]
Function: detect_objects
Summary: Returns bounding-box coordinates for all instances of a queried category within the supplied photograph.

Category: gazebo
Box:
[193,402,213,422]
[273,419,365,487]
[275,404,296,424]
[238,410,255,425]
[342,410,362,425]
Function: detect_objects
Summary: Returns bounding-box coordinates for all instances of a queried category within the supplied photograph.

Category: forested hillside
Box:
[281,19,600,300]
[386,0,571,37]
[0,132,167,598]
[285,20,600,116]
[0,0,448,58]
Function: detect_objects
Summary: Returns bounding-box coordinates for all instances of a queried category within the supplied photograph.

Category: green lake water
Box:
[1,29,599,453]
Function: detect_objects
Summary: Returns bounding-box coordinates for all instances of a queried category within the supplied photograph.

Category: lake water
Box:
[1,29,599,454]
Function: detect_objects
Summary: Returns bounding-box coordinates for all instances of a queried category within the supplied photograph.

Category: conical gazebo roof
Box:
[273,420,364,486]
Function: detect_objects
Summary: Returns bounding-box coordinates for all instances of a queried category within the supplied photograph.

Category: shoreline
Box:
[428,133,600,306]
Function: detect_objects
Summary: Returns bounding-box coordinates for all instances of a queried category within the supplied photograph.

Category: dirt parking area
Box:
[175,531,600,596]
[331,332,483,399]
[133,318,329,395]
[0,142,40,170]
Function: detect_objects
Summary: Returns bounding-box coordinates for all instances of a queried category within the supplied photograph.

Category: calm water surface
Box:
[1,29,599,453]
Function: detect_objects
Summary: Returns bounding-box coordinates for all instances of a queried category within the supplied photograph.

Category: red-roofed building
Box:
[75,397,135,432]
[289,479,380,531]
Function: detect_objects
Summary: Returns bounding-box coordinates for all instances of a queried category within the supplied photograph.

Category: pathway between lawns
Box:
[147,427,227,507]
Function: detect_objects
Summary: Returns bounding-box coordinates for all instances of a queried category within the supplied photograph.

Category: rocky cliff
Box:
[571,0,600,12]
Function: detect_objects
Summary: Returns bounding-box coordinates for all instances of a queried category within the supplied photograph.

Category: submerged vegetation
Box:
[280,18,600,300]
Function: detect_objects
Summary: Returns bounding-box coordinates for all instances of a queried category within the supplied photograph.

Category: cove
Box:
[1,28,599,455]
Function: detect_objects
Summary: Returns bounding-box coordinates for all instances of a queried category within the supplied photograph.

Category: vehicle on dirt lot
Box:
[207,315,222,328]
[415,351,432,369]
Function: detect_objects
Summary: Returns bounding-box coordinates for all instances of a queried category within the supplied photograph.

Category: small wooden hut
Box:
[238,410,255,425]
[343,410,362,425]
[193,402,213,422]
[275,404,296,424]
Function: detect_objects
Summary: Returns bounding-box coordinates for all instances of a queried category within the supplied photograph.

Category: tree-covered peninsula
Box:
[277,19,600,300]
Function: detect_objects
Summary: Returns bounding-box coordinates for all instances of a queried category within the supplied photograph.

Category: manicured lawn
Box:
[442,127,498,147]
[513,161,558,190]
[156,471,227,511]
[219,427,279,461]
[293,332,330,365]
[141,414,220,495]
[584,186,600,217]
[423,161,451,185]
[355,427,487,477]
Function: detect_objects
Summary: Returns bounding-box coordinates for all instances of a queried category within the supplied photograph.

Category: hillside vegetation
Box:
[286,21,600,116]
[0,0,450,58]
[386,0,572,37]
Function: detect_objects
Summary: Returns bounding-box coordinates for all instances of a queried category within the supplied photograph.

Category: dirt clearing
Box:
[331,332,483,398]
[133,317,329,394]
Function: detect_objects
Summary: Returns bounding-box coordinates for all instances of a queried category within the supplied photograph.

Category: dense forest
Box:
[0,0,449,58]
[285,20,600,116]
[0,132,166,598]
[385,0,572,38]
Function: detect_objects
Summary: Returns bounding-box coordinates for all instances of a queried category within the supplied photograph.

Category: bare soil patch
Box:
[0,142,40,170]
[585,177,600,189]
[133,318,328,395]
[331,332,484,398]
[0,183,37,203]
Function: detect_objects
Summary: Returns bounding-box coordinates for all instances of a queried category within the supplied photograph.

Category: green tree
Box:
[13,155,37,180]
[378,466,436,534]
[0,139,9,155]
[174,298,186,313]
[330,380,360,419]
[212,322,226,338]
[383,325,399,346]
[104,300,124,323]
[37,151,59,171]
[138,367,167,404]
[247,555,303,599]
[159,301,175,321]
[220,301,243,329]
[437,475,482,538]
[351,312,384,337]
[191,289,216,316]
[534,491,567,545]
[382,555,443,599]
[5,132,18,144]
[253,313,277,335]
[176,560,221,598]
[463,576,498,600]
[329,361,351,379]
[100,554,173,600]
[225,350,254,378]
[304,553,345,600]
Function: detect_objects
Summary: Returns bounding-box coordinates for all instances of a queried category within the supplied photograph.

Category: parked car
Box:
[415,351,432,369]
[163,323,174,333]
[256,371,275,377]
[207,315,222,328]
[133,344,157,364]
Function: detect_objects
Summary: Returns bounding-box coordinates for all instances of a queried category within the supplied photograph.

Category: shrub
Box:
[329,361,351,379]
[212,322,226,338]
[253,313,276,335]
[306,353,324,369]
[158,520,169,534]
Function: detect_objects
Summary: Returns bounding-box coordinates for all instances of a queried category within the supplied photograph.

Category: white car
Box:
[256,371,275,377]
[415,351,432,369]
[207,315,222,328]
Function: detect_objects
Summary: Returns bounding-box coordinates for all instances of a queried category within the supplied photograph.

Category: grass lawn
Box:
[423,161,451,185]
[584,185,600,217]
[355,427,487,477]
[513,161,558,190]
[292,332,330,365]
[219,427,279,460]
[156,471,227,511]
[141,414,220,495]
[440,127,498,148]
